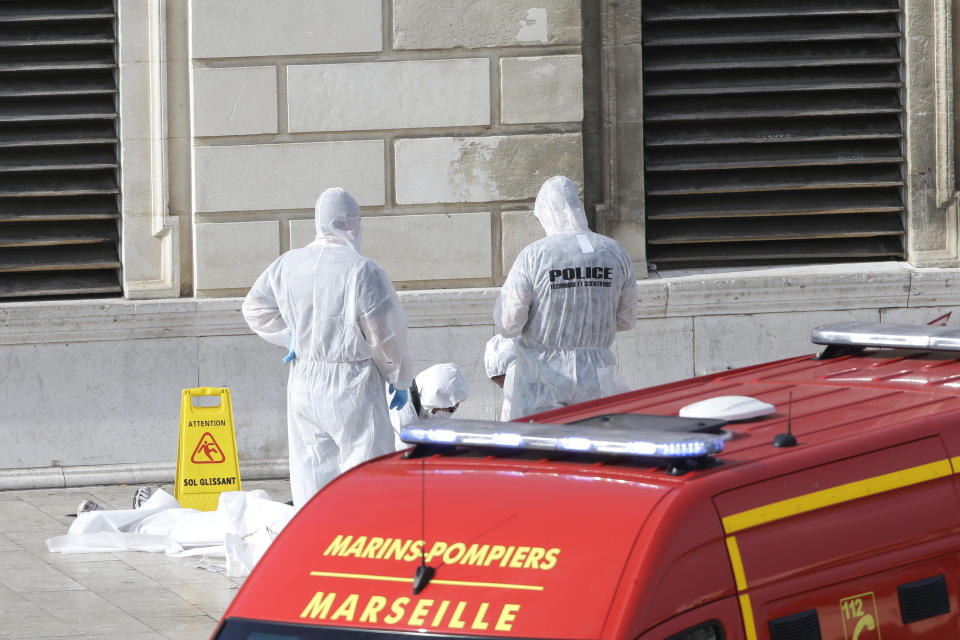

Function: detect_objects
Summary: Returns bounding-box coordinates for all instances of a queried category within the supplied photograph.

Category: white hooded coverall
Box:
[389,362,469,447]
[416,362,469,411]
[495,176,639,419]
[242,188,412,507]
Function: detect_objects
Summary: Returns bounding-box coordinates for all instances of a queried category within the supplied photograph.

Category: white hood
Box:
[417,362,469,410]
[314,187,361,250]
[533,176,588,236]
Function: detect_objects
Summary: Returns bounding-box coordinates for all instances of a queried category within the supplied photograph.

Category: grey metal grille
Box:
[899,574,951,624]
[768,609,822,640]
[0,0,121,300]
[642,0,905,268]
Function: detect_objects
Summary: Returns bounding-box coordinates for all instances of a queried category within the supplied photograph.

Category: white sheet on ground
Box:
[44,488,294,577]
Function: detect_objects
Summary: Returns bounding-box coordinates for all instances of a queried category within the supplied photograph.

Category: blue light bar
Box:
[400,418,725,459]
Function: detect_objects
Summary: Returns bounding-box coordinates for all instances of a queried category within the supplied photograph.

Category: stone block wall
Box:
[188,0,584,296]
[7,263,960,489]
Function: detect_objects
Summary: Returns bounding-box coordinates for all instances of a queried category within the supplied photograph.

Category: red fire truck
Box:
[212,322,960,639]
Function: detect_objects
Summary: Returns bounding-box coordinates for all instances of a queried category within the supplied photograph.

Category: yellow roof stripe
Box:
[950,456,960,474]
[722,459,953,534]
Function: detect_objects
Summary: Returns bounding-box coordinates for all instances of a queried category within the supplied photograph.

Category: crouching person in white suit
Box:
[389,363,469,448]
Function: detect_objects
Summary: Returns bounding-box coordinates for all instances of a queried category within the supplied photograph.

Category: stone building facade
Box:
[2,0,960,488]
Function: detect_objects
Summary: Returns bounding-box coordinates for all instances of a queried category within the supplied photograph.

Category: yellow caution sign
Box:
[176,387,242,511]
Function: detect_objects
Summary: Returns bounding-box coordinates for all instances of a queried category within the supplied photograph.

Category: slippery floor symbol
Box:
[191,432,226,464]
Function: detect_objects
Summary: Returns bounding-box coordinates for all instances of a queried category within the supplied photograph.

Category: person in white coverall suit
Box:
[389,362,469,447]
[495,176,639,419]
[242,187,412,507]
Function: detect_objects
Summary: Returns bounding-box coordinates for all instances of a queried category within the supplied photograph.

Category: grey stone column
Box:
[904,0,959,266]
[584,0,648,276]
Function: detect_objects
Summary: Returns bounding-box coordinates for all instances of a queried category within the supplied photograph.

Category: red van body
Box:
[213,331,960,640]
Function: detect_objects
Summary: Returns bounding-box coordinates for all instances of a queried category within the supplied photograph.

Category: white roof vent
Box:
[679,395,775,422]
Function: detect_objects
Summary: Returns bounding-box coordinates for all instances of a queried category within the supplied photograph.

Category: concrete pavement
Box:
[0,479,291,640]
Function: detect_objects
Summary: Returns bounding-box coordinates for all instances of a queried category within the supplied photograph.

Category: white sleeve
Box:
[357,262,413,389]
[484,334,517,378]
[495,253,534,338]
[241,258,292,349]
[616,254,639,332]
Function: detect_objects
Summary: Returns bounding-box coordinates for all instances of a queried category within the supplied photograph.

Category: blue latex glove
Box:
[388,384,408,410]
[282,336,296,363]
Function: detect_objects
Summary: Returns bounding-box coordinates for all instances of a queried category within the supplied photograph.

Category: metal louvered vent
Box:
[899,574,951,624]
[642,0,905,269]
[0,0,121,300]
[768,609,822,640]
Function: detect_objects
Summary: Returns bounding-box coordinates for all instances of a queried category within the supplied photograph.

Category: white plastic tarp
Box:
[45,489,294,577]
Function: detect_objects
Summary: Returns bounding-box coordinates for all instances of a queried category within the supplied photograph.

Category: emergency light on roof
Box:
[399,417,725,459]
[812,322,960,353]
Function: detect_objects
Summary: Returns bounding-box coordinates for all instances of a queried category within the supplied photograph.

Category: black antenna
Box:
[774,391,798,448]
[412,456,434,594]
